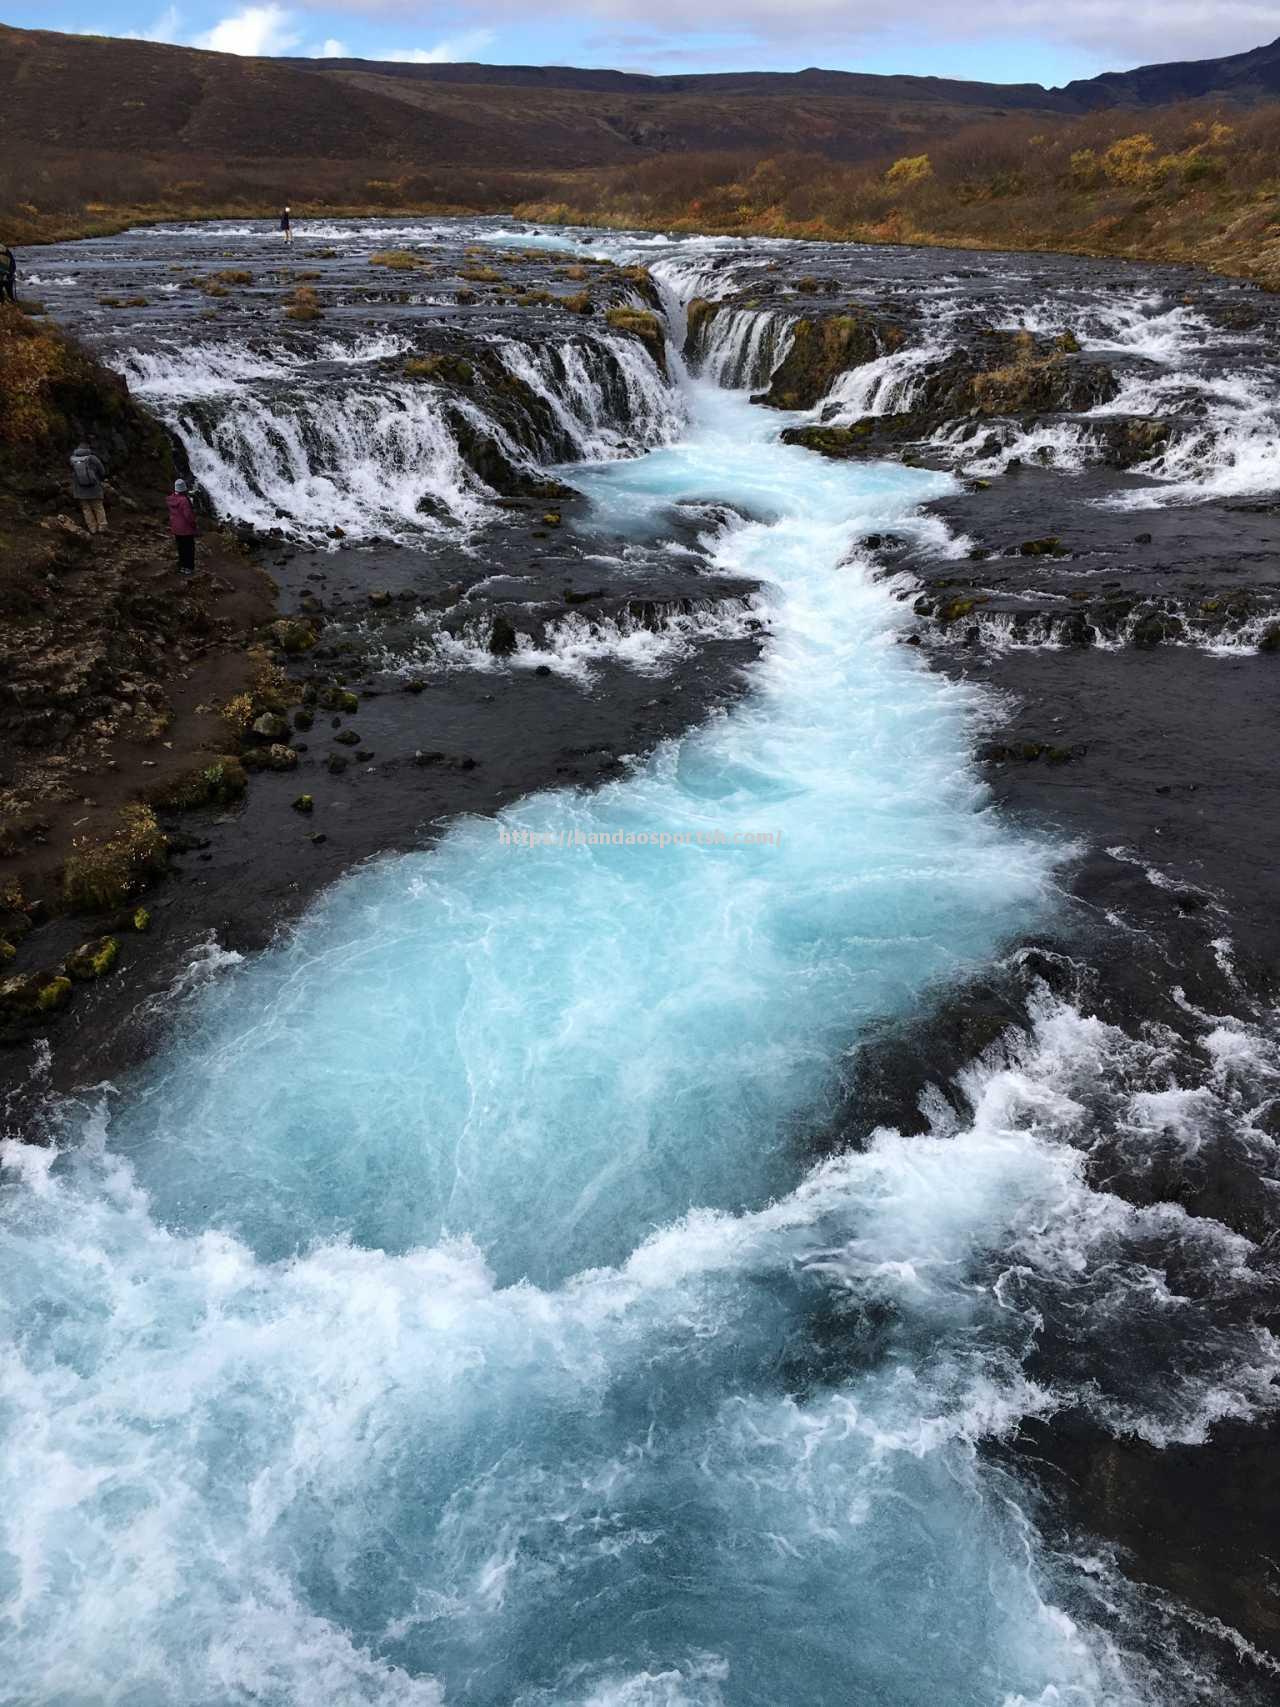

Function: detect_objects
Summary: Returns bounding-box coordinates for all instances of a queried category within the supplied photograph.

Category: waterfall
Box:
[111,327,683,543]
[688,308,797,391]
[173,382,498,540]
[817,341,946,423]
[494,332,683,461]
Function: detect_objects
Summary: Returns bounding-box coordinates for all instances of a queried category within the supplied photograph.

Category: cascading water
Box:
[495,333,683,461]
[687,308,796,390]
[4,222,1277,1706]
[106,325,681,543]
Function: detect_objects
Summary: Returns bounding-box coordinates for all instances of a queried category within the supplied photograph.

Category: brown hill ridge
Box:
[7,23,1280,290]
[9,23,1280,185]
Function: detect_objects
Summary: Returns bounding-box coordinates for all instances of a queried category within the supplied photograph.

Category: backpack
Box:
[71,453,96,486]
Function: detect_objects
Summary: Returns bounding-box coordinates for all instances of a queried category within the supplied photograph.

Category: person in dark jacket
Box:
[0,246,15,304]
[279,206,292,245]
[167,478,199,574]
[69,443,108,533]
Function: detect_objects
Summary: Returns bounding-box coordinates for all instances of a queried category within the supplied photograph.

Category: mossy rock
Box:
[292,794,314,814]
[132,907,151,931]
[1259,622,1280,653]
[317,687,359,713]
[604,308,667,373]
[149,755,247,810]
[37,976,73,1012]
[1019,538,1067,557]
[241,743,298,772]
[269,618,318,654]
[936,596,983,625]
[371,250,424,270]
[759,314,891,410]
[65,935,120,980]
[1,972,74,1024]
[404,353,474,385]
[684,297,717,348]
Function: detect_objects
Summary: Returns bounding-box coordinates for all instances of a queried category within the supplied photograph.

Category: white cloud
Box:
[315,36,349,56]
[193,4,303,55]
[125,5,184,42]
[286,2,1280,73]
[385,28,497,63]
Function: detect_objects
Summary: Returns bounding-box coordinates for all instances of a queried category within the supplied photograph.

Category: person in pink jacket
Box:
[166,478,198,575]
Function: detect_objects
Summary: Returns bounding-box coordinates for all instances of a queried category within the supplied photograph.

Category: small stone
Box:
[334,729,360,746]
[37,976,73,1012]
[251,712,290,741]
[368,590,391,607]
[310,832,327,844]
[292,794,314,813]
[293,709,314,731]
[132,907,151,931]
[326,753,348,774]
[65,936,119,981]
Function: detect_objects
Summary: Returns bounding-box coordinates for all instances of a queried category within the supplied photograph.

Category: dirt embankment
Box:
[0,303,280,1041]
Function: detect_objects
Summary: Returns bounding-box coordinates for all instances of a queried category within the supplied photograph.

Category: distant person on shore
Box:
[1,245,16,304]
[167,478,198,574]
[69,443,108,534]
[280,206,292,245]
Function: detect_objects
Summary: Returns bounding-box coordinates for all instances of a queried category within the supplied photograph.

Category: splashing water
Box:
[1,270,1267,1705]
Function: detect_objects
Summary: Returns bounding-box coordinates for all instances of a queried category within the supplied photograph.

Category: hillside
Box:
[7,22,1280,291]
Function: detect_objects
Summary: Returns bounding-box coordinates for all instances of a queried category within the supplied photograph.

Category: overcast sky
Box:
[5,2,1279,83]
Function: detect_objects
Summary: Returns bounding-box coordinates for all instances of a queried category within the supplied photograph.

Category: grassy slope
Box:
[513,108,1280,290]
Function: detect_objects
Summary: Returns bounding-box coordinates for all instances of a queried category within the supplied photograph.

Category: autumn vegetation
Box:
[7,98,1280,290]
[514,103,1280,289]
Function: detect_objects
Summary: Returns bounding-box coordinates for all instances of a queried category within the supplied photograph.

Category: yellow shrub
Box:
[885,155,932,186]
[1101,134,1157,187]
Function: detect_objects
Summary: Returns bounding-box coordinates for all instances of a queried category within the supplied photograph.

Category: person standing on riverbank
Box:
[167,478,198,574]
[69,443,107,534]
[280,206,292,245]
[0,246,16,304]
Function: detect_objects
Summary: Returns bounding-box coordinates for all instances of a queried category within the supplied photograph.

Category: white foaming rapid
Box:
[1096,365,1280,508]
[382,596,761,684]
[110,341,296,398]
[818,340,947,424]
[495,332,683,460]
[109,333,416,399]
[174,382,496,541]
